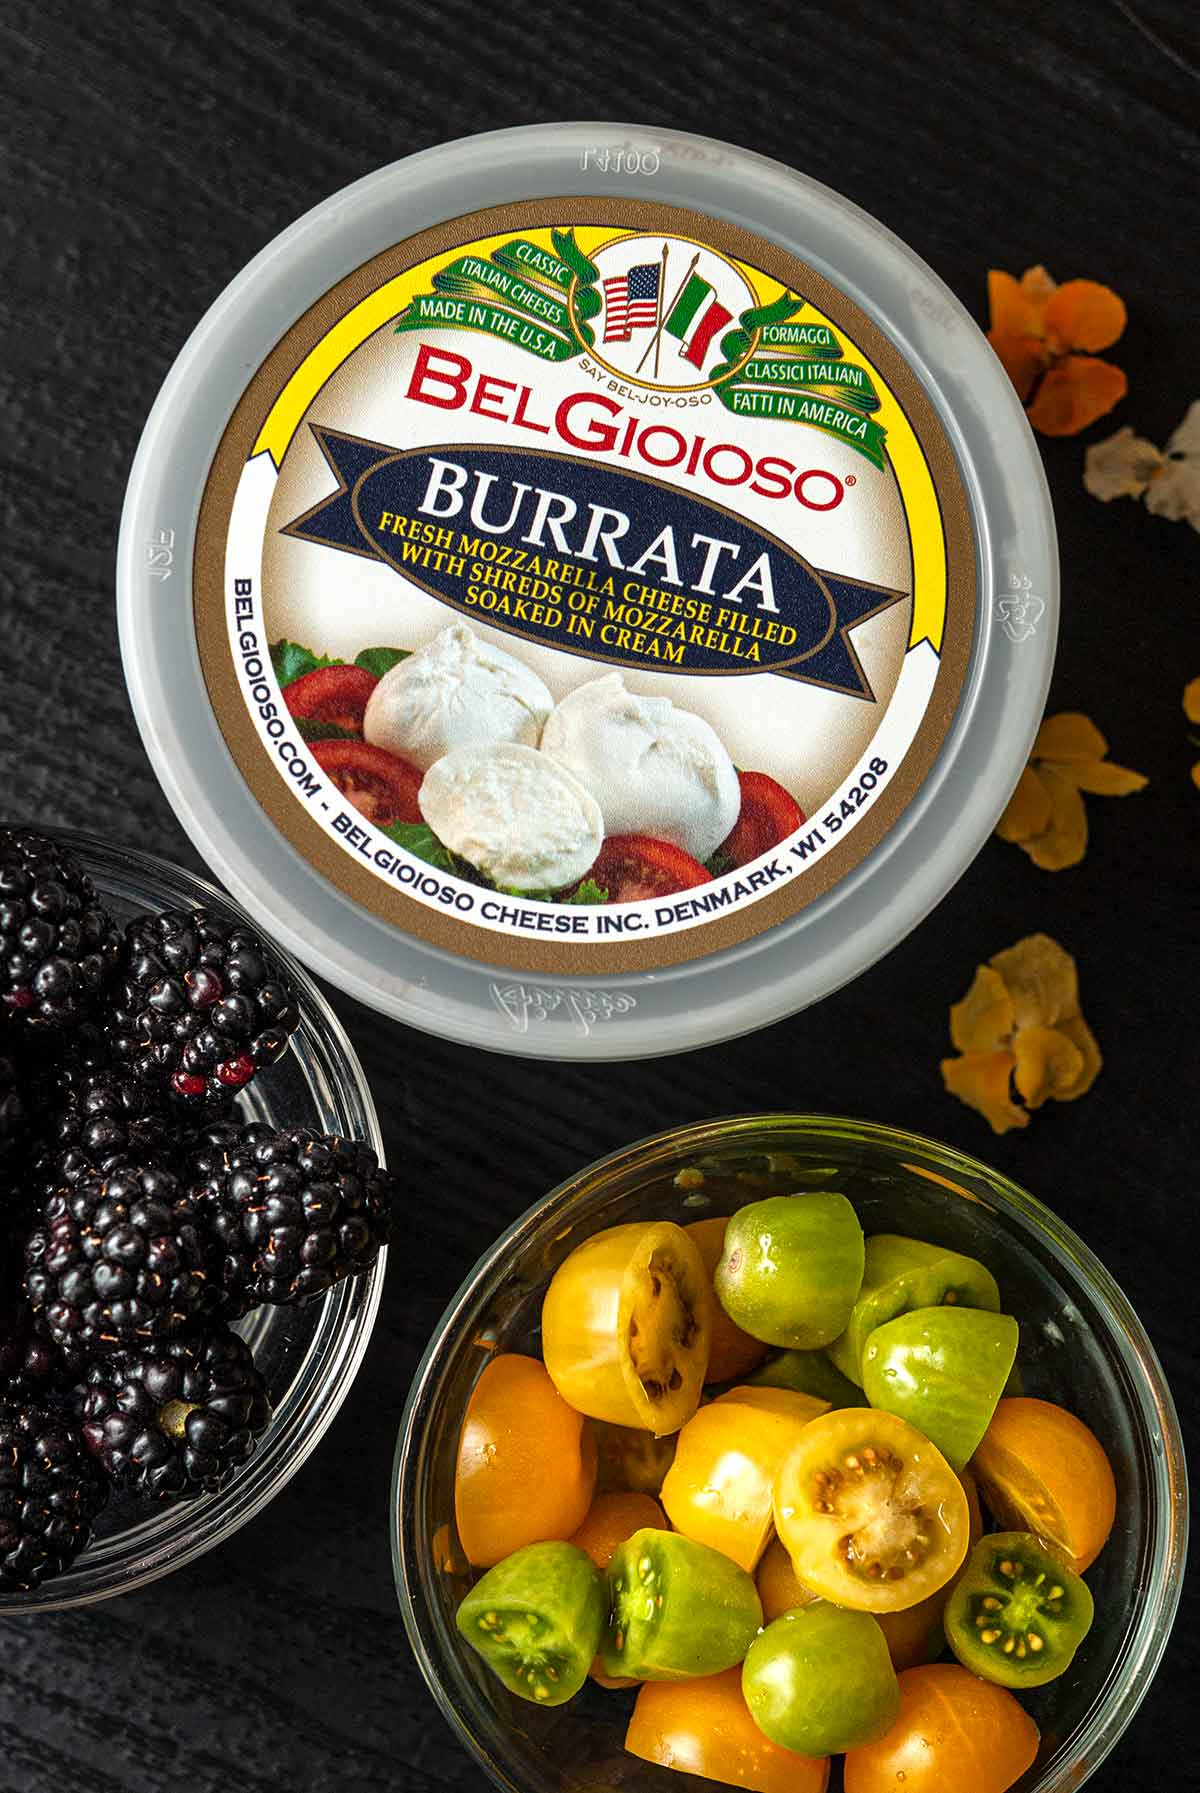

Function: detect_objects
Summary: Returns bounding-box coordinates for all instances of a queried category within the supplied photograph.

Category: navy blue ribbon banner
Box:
[281,428,905,699]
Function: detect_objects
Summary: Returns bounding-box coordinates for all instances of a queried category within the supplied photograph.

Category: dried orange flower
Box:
[1185,678,1200,791]
[987,265,1127,435]
[1084,401,1200,531]
[995,713,1147,870]
[941,934,1102,1135]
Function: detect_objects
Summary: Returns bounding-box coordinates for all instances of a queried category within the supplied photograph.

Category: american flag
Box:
[602,263,660,342]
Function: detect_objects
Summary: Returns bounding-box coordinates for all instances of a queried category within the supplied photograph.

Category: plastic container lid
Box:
[118,122,1057,1060]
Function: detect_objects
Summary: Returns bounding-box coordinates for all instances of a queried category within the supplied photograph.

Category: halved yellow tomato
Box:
[542,1221,712,1436]
[971,1397,1116,1572]
[454,1353,596,1567]
[774,1409,969,1612]
[713,1387,830,1421]
[687,1217,770,1384]
[626,1667,830,1793]
[663,1388,829,1572]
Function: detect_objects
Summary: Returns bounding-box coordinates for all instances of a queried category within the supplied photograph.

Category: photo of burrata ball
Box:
[540,673,740,863]
[363,622,553,771]
[418,743,604,892]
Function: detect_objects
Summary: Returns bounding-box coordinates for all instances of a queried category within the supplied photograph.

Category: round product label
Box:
[194,199,975,974]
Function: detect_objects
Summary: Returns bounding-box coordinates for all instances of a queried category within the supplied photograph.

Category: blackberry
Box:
[112,908,300,1105]
[0,1401,109,1590]
[26,1062,180,1196]
[0,1305,73,1401]
[24,1163,209,1356]
[194,1123,397,1307]
[79,1325,271,1500]
[0,828,120,1026]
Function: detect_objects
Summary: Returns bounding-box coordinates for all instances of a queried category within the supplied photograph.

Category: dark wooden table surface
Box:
[2,2,1197,1788]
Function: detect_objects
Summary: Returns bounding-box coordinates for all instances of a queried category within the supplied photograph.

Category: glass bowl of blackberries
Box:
[0,825,396,1610]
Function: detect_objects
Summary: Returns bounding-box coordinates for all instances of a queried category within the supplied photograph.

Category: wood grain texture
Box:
[1,0,1197,1787]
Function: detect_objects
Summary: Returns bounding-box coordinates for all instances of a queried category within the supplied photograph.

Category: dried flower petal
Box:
[1019,265,1058,307]
[1041,280,1127,354]
[941,1052,1028,1135]
[1023,766,1089,870]
[988,934,1080,1030]
[995,767,1054,843]
[1144,456,1200,528]
[988,332,1049,404]
[1164,399,1200,459]
[1185,678,1200,726]
[1025,356,1128,436]
[950,965,1016,1055]
[1083,427,1166,502]
[988,267,1128,437]
[988,270,1043,339]
[1067,759,1149,796]
[1052,1016,1104,1102]
[1013,1025,1086,1110]
[943,935,1098,1133]
[1033,713,1108,763]
[987,270,1053,401]
[997,712,1145,868]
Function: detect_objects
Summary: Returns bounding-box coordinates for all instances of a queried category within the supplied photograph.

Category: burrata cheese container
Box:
[118,122,1057,1059]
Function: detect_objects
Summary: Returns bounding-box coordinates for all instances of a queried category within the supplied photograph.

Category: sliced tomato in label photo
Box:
[310,738,422,828]
[718,771,805,870]
[282,663,379,733]
[586,835,711,903]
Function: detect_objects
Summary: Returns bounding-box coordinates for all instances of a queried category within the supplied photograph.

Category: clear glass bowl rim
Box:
[0,827,386,1614]
[392,1112,1188,1793]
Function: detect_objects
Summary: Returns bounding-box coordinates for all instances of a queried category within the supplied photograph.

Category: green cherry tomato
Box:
[747,1348,861,1409]
[827,1234,1002,1385]
[456,1541,606,1706]
[742,1602,900,1756]
[943,1531,1095,1688]
[861,1306,1019,1471]
[604,1527,763,1681]
[716,1195,865,1349]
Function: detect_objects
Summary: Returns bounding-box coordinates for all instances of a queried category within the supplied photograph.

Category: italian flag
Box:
[665,274,733,369]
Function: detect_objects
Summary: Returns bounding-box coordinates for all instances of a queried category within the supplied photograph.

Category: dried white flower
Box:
[1082,427,1163,501]
[1084,400,1200,532]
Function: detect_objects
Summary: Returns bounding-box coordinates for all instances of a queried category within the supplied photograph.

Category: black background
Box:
[2,3,1197,1789]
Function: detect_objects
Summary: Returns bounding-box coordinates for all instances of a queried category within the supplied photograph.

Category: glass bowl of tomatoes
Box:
[0,830,386,1612]
[393,1115,1185,1793]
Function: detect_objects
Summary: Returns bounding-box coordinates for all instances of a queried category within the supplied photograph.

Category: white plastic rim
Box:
[118,122,1057,1060]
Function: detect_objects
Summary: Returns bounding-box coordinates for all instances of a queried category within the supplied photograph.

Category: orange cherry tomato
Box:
[687,1217,770,1384]
[570,1491,667,1571]
[971,1396,1116,1572]
[663,1388,828,1572]
[756,1537,819,1623]
[875,1467,985,1671]
[453,1353,596,1567]
[626,1667,830,1793]
[542,1221,713,1436]
[843,1664,1039,1793]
